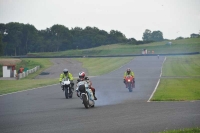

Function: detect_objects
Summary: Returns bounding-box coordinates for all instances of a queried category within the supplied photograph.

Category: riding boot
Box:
[93,92,97,100]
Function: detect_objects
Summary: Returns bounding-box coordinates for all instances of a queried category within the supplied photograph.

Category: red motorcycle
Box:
[124,75,135,92]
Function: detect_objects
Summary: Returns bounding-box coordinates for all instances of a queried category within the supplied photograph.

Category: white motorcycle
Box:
[61,78,73,99]
[76,81,95,109]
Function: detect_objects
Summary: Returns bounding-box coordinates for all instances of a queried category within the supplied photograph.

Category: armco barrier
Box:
[18,66,40,79]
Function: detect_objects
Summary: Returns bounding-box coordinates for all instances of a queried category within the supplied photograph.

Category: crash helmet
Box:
[127,68,131,74]
[63,69,68,74]
[79,71,85,80]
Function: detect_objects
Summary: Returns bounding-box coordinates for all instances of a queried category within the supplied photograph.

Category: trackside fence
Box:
[17,66,40,79]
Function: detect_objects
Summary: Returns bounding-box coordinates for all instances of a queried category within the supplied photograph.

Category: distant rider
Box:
[59,69,74,91]
[76,71,97,100]
[123,68,135,87]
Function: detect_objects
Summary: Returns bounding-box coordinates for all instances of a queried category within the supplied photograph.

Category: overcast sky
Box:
[0,0,200,40]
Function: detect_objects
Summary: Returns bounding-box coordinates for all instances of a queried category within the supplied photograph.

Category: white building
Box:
[2,65,16,78]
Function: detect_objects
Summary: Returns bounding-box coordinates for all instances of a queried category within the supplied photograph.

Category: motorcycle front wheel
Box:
[82,94,89,109]
[128,83,132,92]
[65,86,69,99]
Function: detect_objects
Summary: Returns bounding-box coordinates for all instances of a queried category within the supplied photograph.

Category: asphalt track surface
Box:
[0,57,200,133]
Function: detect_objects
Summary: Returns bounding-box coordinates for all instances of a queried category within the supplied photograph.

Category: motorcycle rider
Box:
[59,69,74,91]
[76,71,97,100]
[123,68,135,87]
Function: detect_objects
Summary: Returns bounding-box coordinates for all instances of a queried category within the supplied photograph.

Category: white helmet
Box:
[63,69,68,73]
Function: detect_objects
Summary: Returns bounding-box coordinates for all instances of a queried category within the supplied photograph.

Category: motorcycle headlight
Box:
[128,79,130,82]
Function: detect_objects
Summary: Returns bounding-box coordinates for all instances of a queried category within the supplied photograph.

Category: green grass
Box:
[75,57,133,76]
[0,79,58,95]
[15,58,53,79]
[162,55,200,76]
[151,78,200,101]
[0,58,58,95]
[27,38,200,56]
[152,55,200,101]
[155,127,200,133]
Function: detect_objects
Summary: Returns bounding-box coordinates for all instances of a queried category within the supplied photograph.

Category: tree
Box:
[175,37,184,40]
[1,22,142,54]
[20,24,38,54]
[151,31,163,41]
[142,29,163,42]
[142,29,152,41]
[50,24,72,51]
[0,34,3,56]
[3,22,23,56]
[0,23,6,34]
[127,38,137,44]
[109,30,127,44]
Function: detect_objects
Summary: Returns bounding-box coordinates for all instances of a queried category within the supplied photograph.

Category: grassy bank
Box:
[152,55,200,101]
[27,38,200,57]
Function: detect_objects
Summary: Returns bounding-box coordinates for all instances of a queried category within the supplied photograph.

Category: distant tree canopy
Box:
[0,22,165,56]
[175,36,184,40]
[190,33,199,38]
[0,22,132,56]
[0,34,3,56]
[142,29,163,42]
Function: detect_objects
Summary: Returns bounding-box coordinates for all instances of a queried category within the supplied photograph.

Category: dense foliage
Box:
[142,29,164,41]
[0,22,165,56]
[0,22,130,56]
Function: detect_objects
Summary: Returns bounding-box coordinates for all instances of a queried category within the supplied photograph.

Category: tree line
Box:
[0,22,165,56]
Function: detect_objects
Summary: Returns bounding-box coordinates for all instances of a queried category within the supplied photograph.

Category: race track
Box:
[0,56,199,133]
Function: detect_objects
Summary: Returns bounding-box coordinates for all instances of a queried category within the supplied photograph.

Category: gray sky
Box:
[0,0,200,40]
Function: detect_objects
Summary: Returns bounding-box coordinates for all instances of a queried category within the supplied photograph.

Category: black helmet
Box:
[127,68,131,74]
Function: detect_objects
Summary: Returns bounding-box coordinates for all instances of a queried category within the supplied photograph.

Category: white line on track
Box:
[147,57,167,102]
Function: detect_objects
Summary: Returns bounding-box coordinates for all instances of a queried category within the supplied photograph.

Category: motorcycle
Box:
[125,75,135,92]
[76,81,95,109]
[61,78,73,99]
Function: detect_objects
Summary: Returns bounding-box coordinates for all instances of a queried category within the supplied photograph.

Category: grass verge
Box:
[0,79,58,95]
[151,78,200,101]
[154,127,200,133]
[152,55,200,101]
